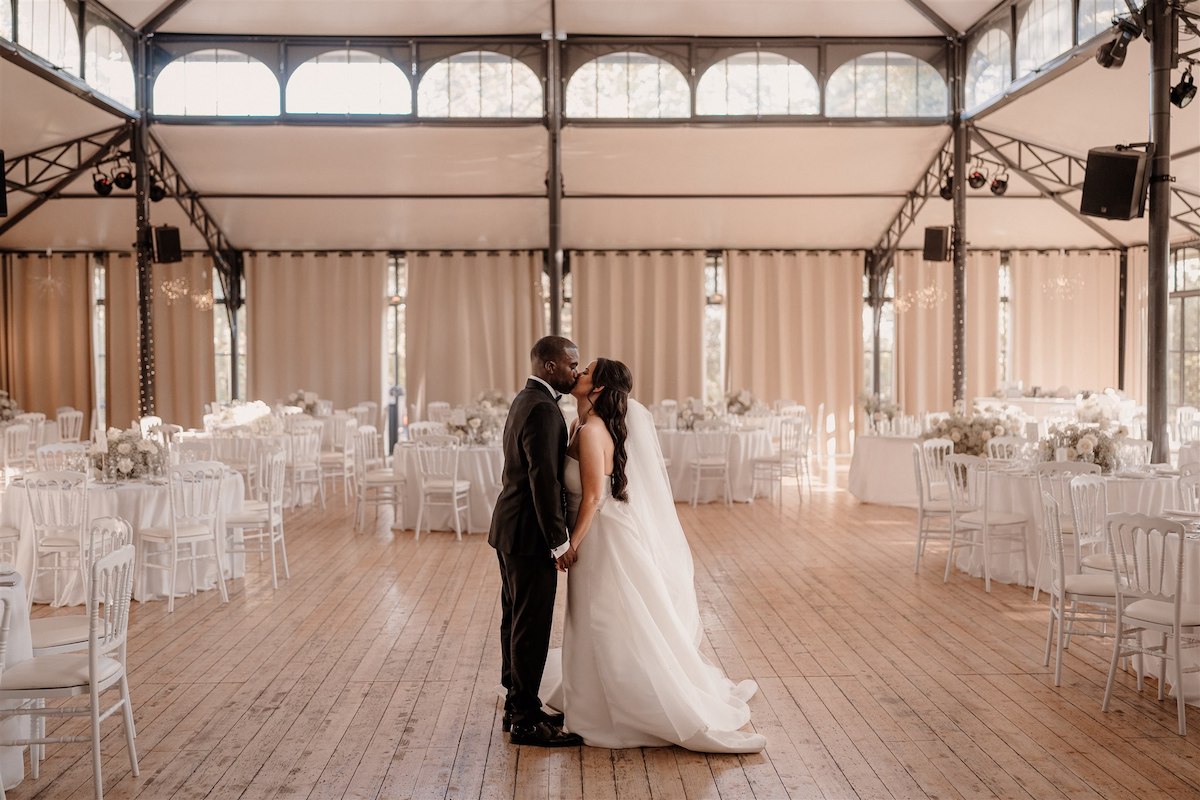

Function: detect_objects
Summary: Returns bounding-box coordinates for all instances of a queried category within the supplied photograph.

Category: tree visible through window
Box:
[826,51,947,117]
[696,51,818,116]
[1016,0,1073,76]
[85,25,135,108]
[154,49,280,116]
[566,52,690,118]
[1078,0,1130,42]
[1,2,12,40]
[966,29,1012,109]
[418,51,541,117]
[288,50,411,114]
[17,0,80,75]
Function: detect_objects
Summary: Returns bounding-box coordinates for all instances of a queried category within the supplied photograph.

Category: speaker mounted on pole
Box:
[923,226,951,262]
[1080,144,1152,220]
[153,225,182,263]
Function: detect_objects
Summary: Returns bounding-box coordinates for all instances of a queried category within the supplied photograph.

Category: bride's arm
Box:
[569,424,608,553]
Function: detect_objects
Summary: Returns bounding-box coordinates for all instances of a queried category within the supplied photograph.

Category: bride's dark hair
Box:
[590,357,632,502]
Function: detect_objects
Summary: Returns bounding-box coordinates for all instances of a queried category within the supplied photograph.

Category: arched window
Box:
[85,25,134,108]
[1,1,12,40]
[287,50,411,114]
[1079,0,1128,42]
[966,29,1012,109]
[825,51,947,117]
[418,50,541,117]
[154,49,280,116]
[17,0,80,75]
[566,52,690,118]
[1016,0,1073,76]
[696,51,818,115]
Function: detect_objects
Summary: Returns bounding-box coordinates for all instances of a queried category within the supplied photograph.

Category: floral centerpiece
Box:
[91,427,165,480]
[0,390,20,422]
[678,400,713,431]
[1037,422,1126,473]
[285,390,319,415]
[1076,389,1122,425]
[210,400,274,430]
[861,391,901,429]
[922,408,1025,456]
[476,389,511,413]
[447,404,502,445]
[725,389,754,416]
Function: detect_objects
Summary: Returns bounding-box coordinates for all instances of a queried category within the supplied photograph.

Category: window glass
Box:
[566,52,690,118]
[966,28,1012,109]
[85,25,135,107]
[696,52,818,115]
[17,0,80,75]
[1016,0,1073,76]
[419,50,541,117]
[826,51,947,117]
[154,49,280,116]
[288,50,411,114]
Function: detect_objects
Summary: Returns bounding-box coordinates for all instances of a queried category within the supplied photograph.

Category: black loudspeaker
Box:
[923,226,951,262]
[1080,146,1151,220]
[0,149,7,217]
[153,225,182,263]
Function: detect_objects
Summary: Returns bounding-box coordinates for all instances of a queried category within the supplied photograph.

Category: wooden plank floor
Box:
[10,462,1200,800]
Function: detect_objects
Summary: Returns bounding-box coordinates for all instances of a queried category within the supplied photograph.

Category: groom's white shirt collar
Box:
[527,374,571,560]
[528,375,560,401]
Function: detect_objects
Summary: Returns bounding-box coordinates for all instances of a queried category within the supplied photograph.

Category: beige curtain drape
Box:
[0,253,93,430]
[894,251,953,415]
[152,254,215,430]
[1010,250,1120,393]
[965,250,1003,403]
[105,253,140,430]
[406,251,546,413]
[248,251,387,413]
[1123,246,1148,405]
[726,250,863,451]
[572,250,706,404]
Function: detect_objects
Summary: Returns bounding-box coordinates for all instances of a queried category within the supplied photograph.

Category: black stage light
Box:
[939,174,953,200]
[93,172,113,196]
[990,172,1009,196]
[1096,17,1142,69]
[113,168,134,190]
[1172,68,1196,108]
[149,182,166,202]
[967,166,988,189]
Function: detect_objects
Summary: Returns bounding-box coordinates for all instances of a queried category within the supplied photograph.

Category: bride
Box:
[541,357,766,753]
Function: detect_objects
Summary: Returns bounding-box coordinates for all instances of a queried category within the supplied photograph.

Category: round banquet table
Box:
[0,574,31,790]
[1,472,245,605]
[392,444,503,534]
[657,429,773,504]
[951,470,1179,590]
[847,435,920,508]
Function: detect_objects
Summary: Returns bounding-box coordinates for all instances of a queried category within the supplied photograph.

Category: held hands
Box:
[555,544,579,572]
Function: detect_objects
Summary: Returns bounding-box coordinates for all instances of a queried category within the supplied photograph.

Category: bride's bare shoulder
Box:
[578,419,613,446]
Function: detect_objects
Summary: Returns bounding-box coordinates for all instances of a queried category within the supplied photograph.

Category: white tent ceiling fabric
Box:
[2,0,1197,252]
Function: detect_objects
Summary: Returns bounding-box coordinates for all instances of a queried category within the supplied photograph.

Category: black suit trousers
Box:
[496,548,557,725]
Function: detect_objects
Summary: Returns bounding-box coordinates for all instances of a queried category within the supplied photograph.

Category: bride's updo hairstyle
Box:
[590,357,633,502]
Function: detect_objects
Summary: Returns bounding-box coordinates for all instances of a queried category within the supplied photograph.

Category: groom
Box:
[489,335,583,747]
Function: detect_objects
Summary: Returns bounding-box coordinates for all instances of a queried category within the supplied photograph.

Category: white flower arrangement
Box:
[447,403,502,445]
[285,390,319,415]
[211,400,273,430]
[1076,389,1122,425]
[677,400,713,431]
[1038,422,1126,474]
[861,391,902,427]
[0,389,22,422]
[476,389,511,413]
[725,389,755,416]
[91,427,164,480]
[922,408,1025,457]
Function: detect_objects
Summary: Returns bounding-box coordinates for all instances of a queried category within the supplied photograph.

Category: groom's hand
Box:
[555,545,578,571]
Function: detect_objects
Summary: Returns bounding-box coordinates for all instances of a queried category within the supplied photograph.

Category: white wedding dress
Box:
[540,400,766,753]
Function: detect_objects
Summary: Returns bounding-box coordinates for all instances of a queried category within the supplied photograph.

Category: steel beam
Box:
[870,133,954,276]
[139,0,197,34]
[903,0,960,37]
[3,125,130,196]
[0,37,139,120]
[1146,0,1174,461]
[546,2,563,336]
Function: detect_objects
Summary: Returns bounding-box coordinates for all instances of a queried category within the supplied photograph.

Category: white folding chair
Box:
[136,415,162,440]
[426,402,452,424]
[319,414,356,501]
[1118,438,1153,470]
[353,426,405,532]
[985,435,1028,461]
[911,444,953,574]
[0,546,140,800]
[413,435,471,542]
[137,462,228,613]
[1180,472,1200,513]
[1040,492,1116,686]
[24,470,90,608]
[35,443,89,472]
[1102,514,1199,735]
[688,428,731,507]
[408,421,449,441]
[1070,474,1114,575]
[1031,461,1101,601]
[56,409,84,443]
[286,424,325,510]
[2,424,32,482]
[225,448,289,589]
[750,416,810,504]
[921,437,954,500]
[942,454,1029,592]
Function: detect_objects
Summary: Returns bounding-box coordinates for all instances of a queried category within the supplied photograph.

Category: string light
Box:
[160,277,191,305]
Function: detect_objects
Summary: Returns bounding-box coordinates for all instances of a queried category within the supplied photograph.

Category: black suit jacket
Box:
[488,379,569,556]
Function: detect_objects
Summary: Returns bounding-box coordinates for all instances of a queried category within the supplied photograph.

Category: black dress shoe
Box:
[502,709,564,732]
[508,720,582,747]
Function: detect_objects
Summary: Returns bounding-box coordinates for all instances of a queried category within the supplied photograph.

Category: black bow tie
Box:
[553,393,563,402]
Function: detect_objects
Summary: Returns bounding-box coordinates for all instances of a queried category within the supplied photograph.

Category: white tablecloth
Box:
[848,435,919,508]
[1,472,245,604]
[0,576,31,790]
[658,429,773,504]
[392,444,502,534]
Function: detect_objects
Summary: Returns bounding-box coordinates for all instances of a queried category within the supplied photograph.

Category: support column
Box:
[951,41,967,406]
[1147,0,1174,461]
[545,17,564,336]
[133,38,155,416]
[866,251,884,396]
